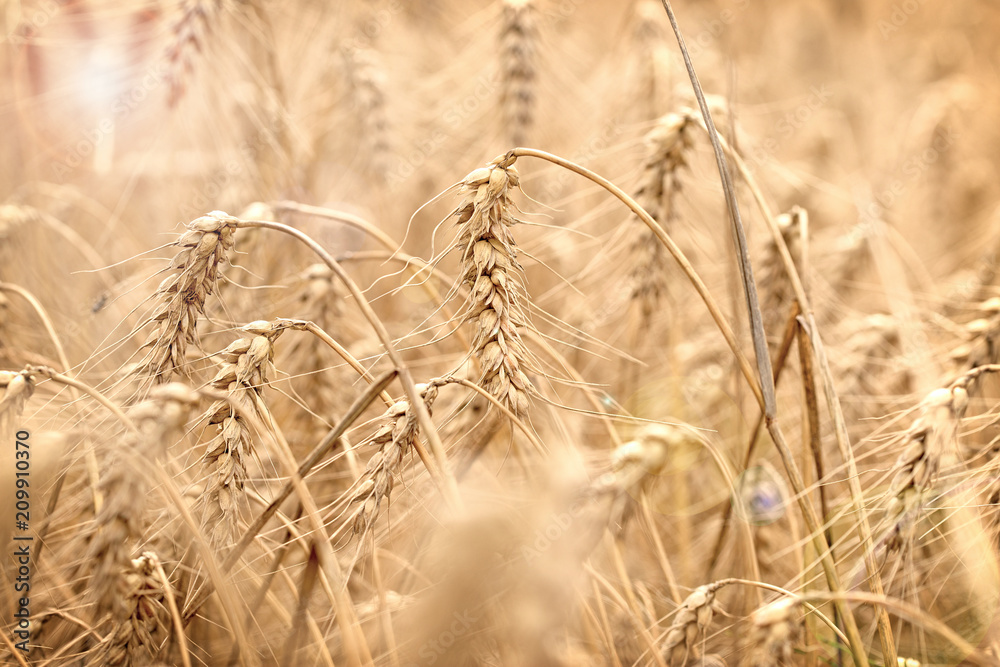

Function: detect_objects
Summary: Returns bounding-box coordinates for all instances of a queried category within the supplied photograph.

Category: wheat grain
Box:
[663,583,723,665]
[0,369,34,425]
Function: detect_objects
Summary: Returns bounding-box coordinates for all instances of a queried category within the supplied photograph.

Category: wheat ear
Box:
[453,154,536,418]
[201,320,284,545]
[628,111,695,327]
[137,211,238,385]
[351,381,441,535]
[164,0,223,106]
[344,46,391,181]
[662,583,723,665]
[499,0,537,147]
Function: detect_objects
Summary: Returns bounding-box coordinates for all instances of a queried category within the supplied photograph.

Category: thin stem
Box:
[507,148,764,411]
[1,283,73,375]
[236,218,462,511]
[658,0,776,419]
[692,71,898,667]
[28,365,137,433]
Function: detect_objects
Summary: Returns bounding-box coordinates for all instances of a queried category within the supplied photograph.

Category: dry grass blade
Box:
[657,0,776,419]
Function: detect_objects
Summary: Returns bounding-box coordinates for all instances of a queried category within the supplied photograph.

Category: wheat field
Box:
[2,0,1000,665]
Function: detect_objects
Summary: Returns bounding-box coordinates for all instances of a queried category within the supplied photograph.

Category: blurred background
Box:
[2,0,999,356]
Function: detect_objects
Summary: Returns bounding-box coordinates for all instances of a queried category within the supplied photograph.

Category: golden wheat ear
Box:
[453,155,536,419]
[499,0,538,148]
[134,212,238,387]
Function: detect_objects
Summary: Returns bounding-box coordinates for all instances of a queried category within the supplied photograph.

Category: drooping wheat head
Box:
[135,211,238,387]
[662,582,724,666]
[92,553,168,666]
[88,383,197,615]
[280,263,352,439]
[882,386,963,551]
[200,319,284,545]
[950,296,1000,372]
[0,369,35,430]
[628,111,695,329]
[453,154,535,418]
[351,381,440,536]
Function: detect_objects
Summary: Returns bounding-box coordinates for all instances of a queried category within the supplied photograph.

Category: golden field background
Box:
[1,0,1000,665]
